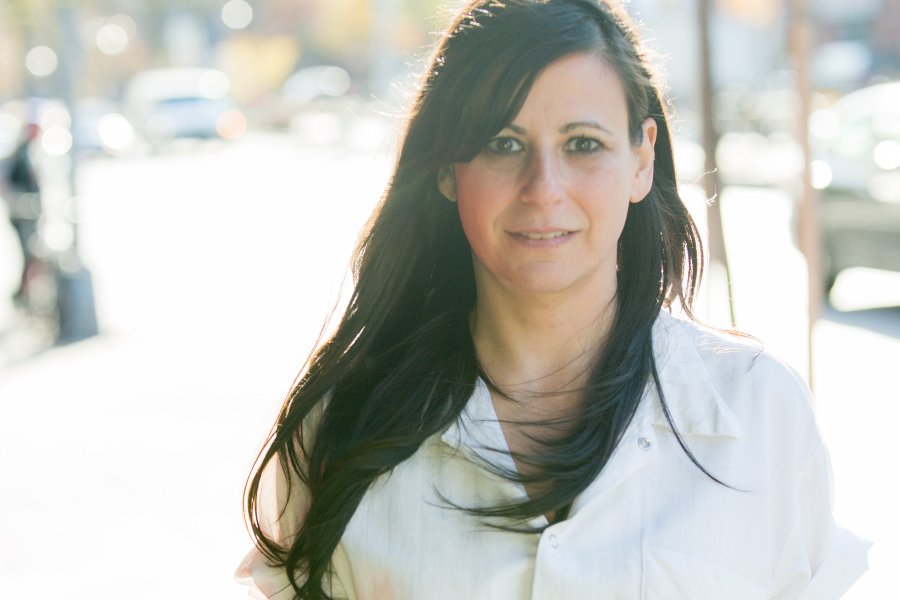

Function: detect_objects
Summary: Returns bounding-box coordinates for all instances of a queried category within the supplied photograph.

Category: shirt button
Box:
[548,534,559,549]
[638,435,652,450]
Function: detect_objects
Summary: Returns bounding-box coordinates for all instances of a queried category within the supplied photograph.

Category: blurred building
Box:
[813,0,900,90]
[0,0,897,120]
[631,0,899,99]
[0,0,444,107]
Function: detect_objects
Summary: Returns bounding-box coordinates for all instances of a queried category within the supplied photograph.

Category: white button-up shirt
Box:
[236,311,870,599]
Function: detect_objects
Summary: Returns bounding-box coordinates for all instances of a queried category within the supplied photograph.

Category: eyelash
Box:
[484,136,604,156]
[565,136,603,154]
[485,137,523,155]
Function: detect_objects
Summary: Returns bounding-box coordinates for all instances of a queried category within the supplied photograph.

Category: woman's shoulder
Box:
[651,312,870,597]
[653,310,818,455]
[655,310,807,394]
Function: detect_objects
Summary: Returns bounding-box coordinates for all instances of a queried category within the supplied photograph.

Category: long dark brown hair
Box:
[244,1,704,598]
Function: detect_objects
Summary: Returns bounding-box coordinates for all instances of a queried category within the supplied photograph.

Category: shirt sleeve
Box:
[234,543,297,600]
[770,442,871,599]
[233,455,355,599]
[234,392,355,599]
[233,454,304,599]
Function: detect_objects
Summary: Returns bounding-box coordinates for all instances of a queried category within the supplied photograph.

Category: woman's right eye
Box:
[485,137,523,155]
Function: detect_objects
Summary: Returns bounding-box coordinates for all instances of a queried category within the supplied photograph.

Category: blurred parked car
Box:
[253,65,354,134]
[282,65,352,106]
[810,81,900,291]
[123,68,246,149]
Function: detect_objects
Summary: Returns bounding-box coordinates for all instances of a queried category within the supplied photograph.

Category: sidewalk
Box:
[679,184,810,374]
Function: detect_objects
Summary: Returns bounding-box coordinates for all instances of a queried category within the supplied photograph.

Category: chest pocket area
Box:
[641,545,767,600]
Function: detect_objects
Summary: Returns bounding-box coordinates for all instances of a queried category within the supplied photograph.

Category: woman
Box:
[237,1,869,598]
[1,120,42,306]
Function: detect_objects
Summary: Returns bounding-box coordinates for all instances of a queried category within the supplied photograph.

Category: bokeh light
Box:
[39,103,72,130]
[318,66,352,96]
[810,159,834,190]
[221,0,254,30]
[216,109,247,140]
[25,46,58,77]
[93,15,136,56]
[43,221,75,254]
[41,126,73,157]
[96,22,130,55]
[97,113,136,152]
[874,140,900,171]
[109,14,137,39]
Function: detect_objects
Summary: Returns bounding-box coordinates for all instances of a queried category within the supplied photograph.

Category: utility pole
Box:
[56,2,99,343]
[786,0,820,385]
[697,0,736,327]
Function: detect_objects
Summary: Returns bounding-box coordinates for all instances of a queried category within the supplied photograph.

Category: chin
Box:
[502,270,585,296]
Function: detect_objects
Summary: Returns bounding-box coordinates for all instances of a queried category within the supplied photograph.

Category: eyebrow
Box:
[506,121,614,136]
[561,121,614,135]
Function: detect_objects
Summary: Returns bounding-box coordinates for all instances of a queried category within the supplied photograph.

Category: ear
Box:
[437,166,457,202]
[629,117,657,204]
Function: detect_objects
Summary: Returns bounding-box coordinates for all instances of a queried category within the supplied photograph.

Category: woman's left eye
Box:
[565,137,602,154]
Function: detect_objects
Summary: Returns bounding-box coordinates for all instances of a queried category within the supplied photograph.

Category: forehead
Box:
[511,52,629,128]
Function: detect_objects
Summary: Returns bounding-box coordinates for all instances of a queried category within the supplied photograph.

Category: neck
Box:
[470,279,617,397]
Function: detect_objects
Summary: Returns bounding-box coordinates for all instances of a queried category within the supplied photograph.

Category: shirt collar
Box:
[440,378,519,472]
[647,310,743,439]
[440,310,743,457]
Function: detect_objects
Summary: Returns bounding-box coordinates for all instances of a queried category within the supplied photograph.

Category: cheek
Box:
[453,167,503,249]
[456,194,491,257]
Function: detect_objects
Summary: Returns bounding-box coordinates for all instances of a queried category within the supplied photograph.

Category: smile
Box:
[512,231,573,240]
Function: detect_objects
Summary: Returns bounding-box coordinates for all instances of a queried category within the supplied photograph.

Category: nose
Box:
[519,150,565,207]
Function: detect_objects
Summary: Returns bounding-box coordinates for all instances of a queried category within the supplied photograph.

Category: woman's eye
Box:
[565,137,602,154]
[485,137,523,155]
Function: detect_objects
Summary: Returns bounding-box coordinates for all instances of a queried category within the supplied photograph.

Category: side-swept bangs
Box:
[401,1,617,172]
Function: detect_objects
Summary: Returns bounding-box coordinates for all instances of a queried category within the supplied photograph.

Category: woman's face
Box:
[442,52,657,300]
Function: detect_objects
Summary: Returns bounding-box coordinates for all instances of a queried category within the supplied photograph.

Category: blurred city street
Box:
[1,0,898,597]
[0,125,897,598]
[0,128,393,597]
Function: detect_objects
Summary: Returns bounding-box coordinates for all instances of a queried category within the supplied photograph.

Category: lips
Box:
[508,228,576,241]
[514,231,572,240]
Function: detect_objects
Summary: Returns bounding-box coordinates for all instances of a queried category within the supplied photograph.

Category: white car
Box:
[123,68,245,147]
[811,81,900,290]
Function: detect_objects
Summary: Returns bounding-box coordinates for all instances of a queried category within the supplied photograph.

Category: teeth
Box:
[517,231,570,240]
